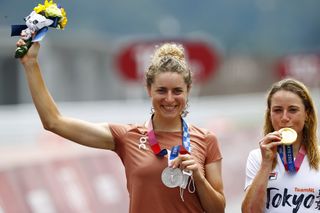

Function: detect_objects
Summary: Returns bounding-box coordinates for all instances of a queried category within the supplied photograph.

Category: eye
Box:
[173,88,183,95]
[288,108,298,113]
[156,88,166,94]
[33,20,39,25]
[272,108,282,113]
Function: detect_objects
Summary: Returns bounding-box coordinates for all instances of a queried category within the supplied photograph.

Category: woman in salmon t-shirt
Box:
[16,38,226,213]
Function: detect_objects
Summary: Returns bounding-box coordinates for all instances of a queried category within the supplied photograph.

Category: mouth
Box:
[280,126,293,129]
[161,105,178,112]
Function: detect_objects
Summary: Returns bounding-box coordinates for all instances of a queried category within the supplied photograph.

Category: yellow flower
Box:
[45,5,62,17]
[59,8,68,29]
[44,0,55,8]
[32,0,68,29]
[33,0,57,15]
[33,4,46,13]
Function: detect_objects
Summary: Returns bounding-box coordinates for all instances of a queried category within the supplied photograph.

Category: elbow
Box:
[241,200,253,213]
[220,196,226,213]
[241,201,262,213]
[42,122,54,131]
[241,202,249,213]
[41,114,60,132]
[217,192,226,213]
[206,195,226,213]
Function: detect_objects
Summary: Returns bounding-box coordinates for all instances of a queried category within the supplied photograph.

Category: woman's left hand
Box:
[170,154,202,179]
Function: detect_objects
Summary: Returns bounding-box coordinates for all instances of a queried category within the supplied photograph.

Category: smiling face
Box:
[148,72,189,122]
[270,90,307,136]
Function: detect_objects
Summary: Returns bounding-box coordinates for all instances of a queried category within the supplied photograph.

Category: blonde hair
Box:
[145,43,192,90]
[264,78,320,170]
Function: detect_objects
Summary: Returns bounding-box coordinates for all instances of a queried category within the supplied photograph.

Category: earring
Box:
[150,107,155,115]
[181,102,189,117]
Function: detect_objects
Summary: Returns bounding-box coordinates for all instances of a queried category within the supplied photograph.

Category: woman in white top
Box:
[242,78,320,213]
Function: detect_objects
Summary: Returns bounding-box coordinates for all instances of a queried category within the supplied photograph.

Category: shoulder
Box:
[246,148,262,166]
[249,148,261,156]
[248,148,261,159]
[189,124,217,141]
[188,124,220,155]
[109,123,147,138]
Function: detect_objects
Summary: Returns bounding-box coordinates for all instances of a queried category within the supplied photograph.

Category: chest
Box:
[266,158,320,212]
[120,132,205,183]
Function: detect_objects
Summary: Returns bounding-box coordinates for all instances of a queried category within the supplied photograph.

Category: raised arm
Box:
[17,39,115,150]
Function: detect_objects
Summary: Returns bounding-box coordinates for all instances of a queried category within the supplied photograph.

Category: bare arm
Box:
[241,161,272,213]
[195,160,225,213]
[17,40,115,150]
[241,132,282,213]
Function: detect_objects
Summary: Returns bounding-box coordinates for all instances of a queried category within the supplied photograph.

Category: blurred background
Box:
[1,0,320,212]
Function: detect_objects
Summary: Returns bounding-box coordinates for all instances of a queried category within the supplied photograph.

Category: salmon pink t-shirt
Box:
[109,122,222,213]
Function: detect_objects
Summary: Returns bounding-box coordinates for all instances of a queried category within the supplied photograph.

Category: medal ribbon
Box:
[278,144,306,173]
[147,116,191,157]
[167,145,181,167]
[286,145,295,172]
[170,145,181,160]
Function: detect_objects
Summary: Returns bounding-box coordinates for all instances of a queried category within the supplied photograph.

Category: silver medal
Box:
[161,167,183,188]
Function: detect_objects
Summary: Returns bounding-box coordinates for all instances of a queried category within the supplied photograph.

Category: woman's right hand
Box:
[16,39,40,64]
[259,131,282,164]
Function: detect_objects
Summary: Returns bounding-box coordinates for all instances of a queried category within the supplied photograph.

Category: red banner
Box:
[115,39,220,83]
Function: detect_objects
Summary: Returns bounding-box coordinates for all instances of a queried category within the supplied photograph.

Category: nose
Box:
[281,111,290,122]
[165,91,174,102]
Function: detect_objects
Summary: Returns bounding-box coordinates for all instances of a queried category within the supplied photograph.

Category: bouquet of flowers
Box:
[11,0,68,58]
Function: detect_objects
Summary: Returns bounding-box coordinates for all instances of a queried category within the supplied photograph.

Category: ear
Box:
[187,84,192,93]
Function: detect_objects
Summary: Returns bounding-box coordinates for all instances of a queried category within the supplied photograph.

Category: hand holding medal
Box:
[147,116,195,200]
[11,0,67,58]
[160,146,195,202]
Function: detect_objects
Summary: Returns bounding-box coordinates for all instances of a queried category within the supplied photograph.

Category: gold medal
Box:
[279,128,297,145]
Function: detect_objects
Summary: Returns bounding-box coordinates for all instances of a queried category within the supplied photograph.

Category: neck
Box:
[152,114,182,132]
[293,138,303,157]
[293,134,302,157]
